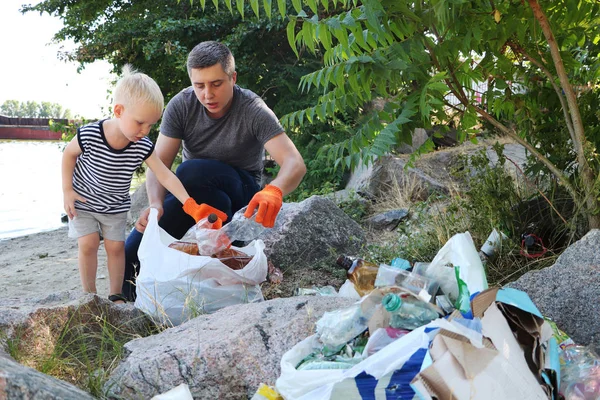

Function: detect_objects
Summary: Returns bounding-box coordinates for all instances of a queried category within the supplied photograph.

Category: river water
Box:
[0,140,67,240]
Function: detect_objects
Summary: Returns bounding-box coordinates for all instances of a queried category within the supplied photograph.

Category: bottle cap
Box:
[207,213,218,224]
[382,293,402,312]
[336,255,353,270]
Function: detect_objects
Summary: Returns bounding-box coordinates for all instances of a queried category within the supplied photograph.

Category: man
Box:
[122,41,306,300]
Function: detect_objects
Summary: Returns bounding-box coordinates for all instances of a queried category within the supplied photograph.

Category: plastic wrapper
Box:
[561,345,600,400]
[180,208,266,256]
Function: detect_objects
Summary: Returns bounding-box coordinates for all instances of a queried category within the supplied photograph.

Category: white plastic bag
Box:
[420,232,488,302]
[134,208,268,326]
[276,318,484,400]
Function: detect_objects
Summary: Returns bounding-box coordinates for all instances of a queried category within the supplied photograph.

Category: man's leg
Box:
[123,159,259,301]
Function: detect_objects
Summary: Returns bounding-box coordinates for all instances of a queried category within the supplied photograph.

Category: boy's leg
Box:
[77,233,100,293]
[104,239,125,302]
[123,159,260,301]
[98,212,128,303]
[68,210,102,294]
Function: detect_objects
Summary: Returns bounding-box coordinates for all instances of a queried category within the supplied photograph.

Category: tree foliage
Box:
[0,100,72,119]
[21,0,321,117]
[207,0,600,228]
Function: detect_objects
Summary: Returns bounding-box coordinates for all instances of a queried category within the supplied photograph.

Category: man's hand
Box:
[135,205,164,233]
[63,189,86,219]
[244,184,283,228]
[182,198,228,228]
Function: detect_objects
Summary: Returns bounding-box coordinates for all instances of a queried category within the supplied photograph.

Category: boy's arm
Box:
[134,134,181,232]
[144,151,190,205]
[144,151,227,227]
[61,138,86,219]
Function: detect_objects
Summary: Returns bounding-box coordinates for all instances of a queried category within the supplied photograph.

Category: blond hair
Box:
[112,65,164,113]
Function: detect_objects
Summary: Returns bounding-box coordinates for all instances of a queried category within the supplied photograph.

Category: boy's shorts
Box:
[68,210,128,241]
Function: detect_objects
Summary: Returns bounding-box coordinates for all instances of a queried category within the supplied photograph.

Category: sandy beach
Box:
[0,227,111,300]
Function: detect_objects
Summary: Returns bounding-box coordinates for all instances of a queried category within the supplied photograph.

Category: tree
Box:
[21,0,322,117]
[0,100,71,118]
[0,100,21,117]
[205,0,600,229]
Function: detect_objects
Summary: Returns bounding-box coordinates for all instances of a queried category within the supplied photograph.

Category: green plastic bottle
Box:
[382,293,440,330]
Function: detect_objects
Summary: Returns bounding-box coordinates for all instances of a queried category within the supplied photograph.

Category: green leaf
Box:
[277,0,286,18]
[263,0,271,18]
[236,0,244,19]
[318,24,332,50]
[306,0,318,15]
[292,0,302,14]
[200,0,206,10]
[287,19,299,58]
[302,21,316,53]
[224,0,233,12]
[250,0,259,17]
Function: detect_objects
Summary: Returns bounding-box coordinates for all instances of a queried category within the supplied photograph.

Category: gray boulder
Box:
[0,291,156,362]
[365,209,409,231]
[0,353,95,399]
[260,195,365,270]
[345,139,528,200]
[508,229,600,353]
[105,296,356,399]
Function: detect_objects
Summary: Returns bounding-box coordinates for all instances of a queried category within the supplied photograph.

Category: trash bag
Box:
[419,231,488,303]
[134,208,268,326]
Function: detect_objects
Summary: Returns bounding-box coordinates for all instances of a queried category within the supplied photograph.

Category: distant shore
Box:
[0,227,110,300]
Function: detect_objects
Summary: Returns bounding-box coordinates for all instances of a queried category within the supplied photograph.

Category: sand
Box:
[0,227,111,300]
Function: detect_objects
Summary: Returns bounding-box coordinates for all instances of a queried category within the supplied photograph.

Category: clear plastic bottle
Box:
[220,211,266,243]
[337,255,379,297]
[382,293,440,330]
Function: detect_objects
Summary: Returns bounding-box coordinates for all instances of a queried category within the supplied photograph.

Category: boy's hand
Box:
[63,189,86,219]
[244,184,283,228]
[183,198,228,228]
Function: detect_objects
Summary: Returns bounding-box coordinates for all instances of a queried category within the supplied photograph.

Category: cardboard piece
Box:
[411,328,549,400]
[413,288,559,400]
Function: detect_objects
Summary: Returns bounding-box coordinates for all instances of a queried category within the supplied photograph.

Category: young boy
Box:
[62,65,225,303]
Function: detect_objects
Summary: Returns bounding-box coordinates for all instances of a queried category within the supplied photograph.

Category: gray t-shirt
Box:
[160,85,284,178]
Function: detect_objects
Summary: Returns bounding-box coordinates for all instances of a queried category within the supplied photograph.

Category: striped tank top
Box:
[72,120,154,214]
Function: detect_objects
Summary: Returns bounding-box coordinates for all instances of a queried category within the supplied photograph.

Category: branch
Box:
[528,0,598,223]
[472,103,581,206]
[507,40,576,144]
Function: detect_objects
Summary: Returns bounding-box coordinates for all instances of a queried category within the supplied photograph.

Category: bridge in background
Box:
[0,115,67,140]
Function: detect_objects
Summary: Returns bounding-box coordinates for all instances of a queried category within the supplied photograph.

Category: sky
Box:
[0,0,114,118]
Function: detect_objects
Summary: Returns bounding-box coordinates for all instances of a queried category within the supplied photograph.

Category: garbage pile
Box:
[253,231,600,400]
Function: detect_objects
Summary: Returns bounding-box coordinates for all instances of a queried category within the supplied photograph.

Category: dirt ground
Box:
[0,227,111,300]
[0,226,349,302]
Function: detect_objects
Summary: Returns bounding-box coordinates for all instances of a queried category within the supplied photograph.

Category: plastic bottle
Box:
[336,255,379,297]
[382,293,440,330]
[220,212,266,243]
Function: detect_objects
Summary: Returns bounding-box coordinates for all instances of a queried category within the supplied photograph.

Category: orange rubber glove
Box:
[244,184,283,228]
[182,198,228,229]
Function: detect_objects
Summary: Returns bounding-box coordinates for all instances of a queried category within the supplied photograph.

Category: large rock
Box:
[260,195,365,270]
[0,291,156,364]
[508,229,600,353]
[345,139,527,200]
[105,296,356,399]
[0,353,95,399]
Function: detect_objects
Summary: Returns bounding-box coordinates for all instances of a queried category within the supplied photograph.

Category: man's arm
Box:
[244,132,306,227]
[263,132,306,195]
[134,134,181,232]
